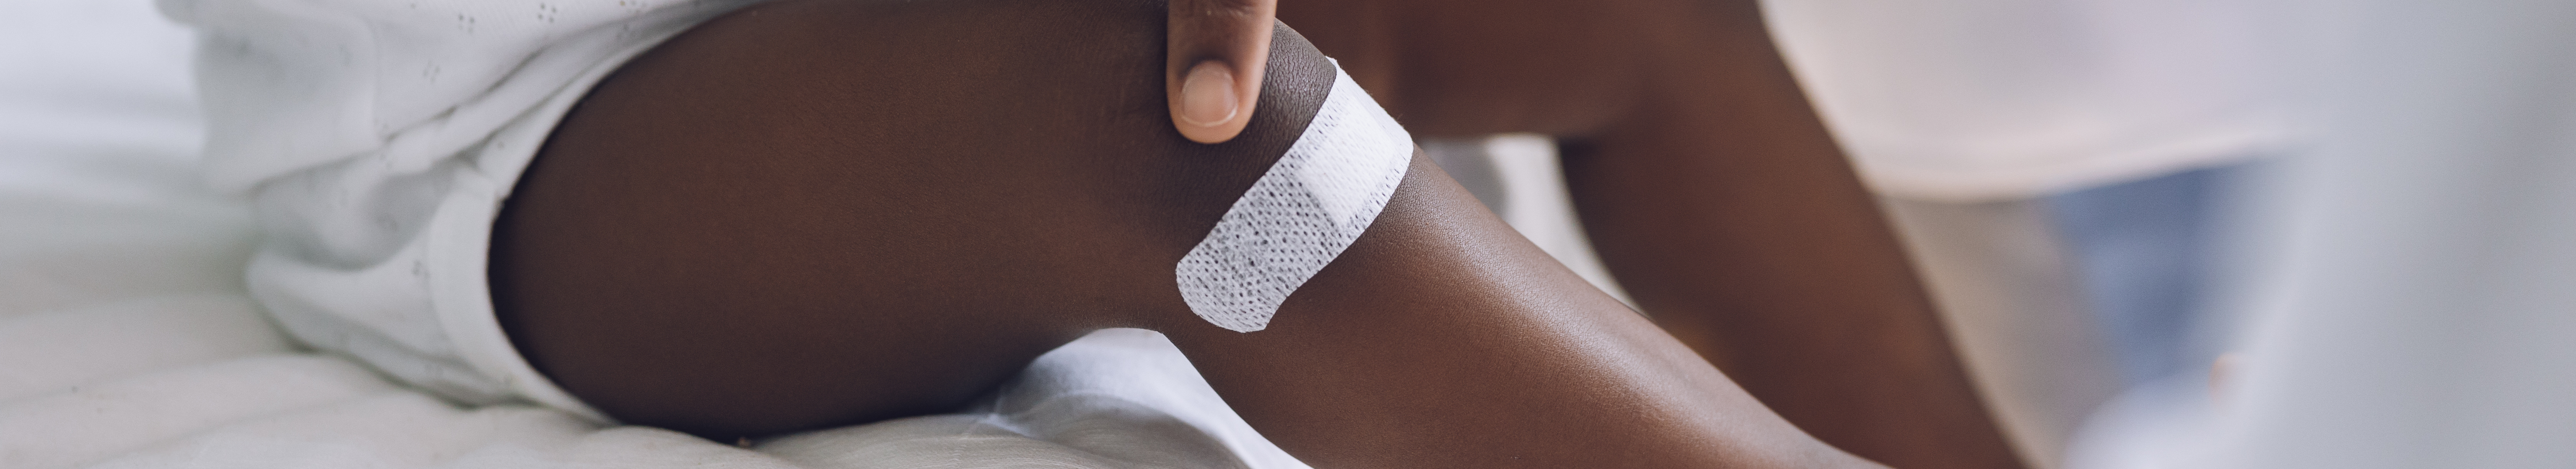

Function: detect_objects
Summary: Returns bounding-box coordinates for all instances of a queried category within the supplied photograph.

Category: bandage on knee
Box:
[1175,64,1414,333]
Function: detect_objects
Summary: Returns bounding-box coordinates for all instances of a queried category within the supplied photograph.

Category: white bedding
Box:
[0,2,1305,468]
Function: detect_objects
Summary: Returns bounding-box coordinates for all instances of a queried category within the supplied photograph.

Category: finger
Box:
[1168,0,1276,144]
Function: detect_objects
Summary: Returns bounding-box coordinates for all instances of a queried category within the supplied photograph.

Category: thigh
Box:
[490,0,1333,439]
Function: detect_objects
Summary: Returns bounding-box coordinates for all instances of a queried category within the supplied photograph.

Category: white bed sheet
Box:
[0,2,1305,468]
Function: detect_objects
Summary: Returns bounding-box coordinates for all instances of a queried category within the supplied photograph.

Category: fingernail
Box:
[1179,61,1240,127]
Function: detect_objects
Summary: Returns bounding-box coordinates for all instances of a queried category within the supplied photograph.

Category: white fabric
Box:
[1762,0,2285,200]
[0,2,1315,469]
[2174,1,2576,467]
[163,0,769,419]
[2063,2,2576,467]
[1876,197,2123,469]
[1177,66,1413,332]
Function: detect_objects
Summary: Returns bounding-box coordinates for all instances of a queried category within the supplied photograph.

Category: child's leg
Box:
[1279,2,2026,467]
[492,0,1306,436]
[492,0,1871,467]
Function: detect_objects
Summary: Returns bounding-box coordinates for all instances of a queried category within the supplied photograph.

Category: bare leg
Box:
[1277,1,2026,467]
[494,0,1873,467]
[494,0,1309,434]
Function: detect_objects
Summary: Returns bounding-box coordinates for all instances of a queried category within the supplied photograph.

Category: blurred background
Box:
[5,0,2571,467]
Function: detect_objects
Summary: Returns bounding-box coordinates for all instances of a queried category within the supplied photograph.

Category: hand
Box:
[1166,0,1276,144]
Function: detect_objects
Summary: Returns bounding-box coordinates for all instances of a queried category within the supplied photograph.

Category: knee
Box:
[497,0,1341,437]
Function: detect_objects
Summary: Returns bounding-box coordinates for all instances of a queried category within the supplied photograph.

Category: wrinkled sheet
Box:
[0,2,1306,468]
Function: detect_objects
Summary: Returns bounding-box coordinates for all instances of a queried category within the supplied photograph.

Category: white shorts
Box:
[176,0,766,422]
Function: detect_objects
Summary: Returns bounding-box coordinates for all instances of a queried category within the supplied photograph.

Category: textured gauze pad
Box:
[1176,65,1415,333]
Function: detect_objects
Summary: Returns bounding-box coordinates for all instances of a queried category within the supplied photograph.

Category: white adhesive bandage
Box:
[1176,66,1415,333]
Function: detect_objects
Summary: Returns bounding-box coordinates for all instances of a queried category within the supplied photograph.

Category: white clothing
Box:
[2177,1,2576,467]
[1763,0,2284,200]
[163,0,763,421]
[1876,196,2123,469]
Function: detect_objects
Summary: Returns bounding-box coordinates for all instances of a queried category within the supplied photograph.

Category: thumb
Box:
[1167,0,1276,144]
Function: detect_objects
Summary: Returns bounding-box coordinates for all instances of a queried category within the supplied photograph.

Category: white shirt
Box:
[1764,0,2285,200]
[163,0,759,416]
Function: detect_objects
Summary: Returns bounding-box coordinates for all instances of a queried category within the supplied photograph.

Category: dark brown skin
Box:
[496,0,1876,467]
[1276,2,2026,467]
[497,0,2015,467]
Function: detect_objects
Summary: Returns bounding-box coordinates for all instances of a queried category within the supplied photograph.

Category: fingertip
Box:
[1174,61,1255,143]
[1179,62,1240,126]
[1163,0,1275,144]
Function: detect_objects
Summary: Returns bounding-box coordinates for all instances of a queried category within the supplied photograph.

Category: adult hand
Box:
[1167,0,1276,143]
